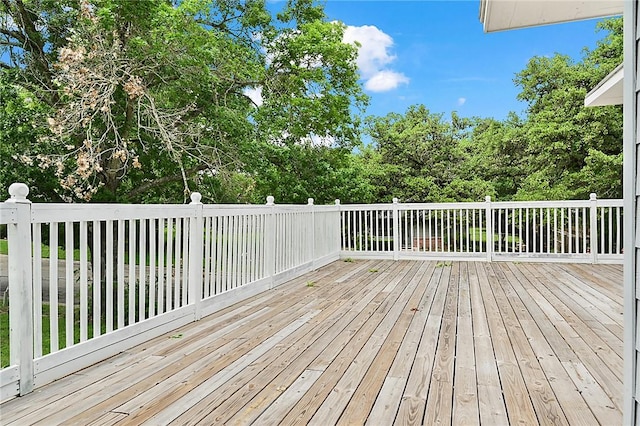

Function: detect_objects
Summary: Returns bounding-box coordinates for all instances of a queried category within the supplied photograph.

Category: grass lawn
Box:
[0,303,94,368]
[0,239,85,261]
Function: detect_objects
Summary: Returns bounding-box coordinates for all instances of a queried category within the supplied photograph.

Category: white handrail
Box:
[338,195,624,264]
[0,185,624,402]
[0,186,341,401]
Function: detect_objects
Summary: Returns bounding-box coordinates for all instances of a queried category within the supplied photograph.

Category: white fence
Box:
[340,194,624,264]
[0,184,623,402]
[0,185,340,401]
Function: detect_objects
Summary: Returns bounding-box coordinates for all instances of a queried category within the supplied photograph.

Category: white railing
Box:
[0,184,623,402]
[340,194,624,264]
[0,184,340,401]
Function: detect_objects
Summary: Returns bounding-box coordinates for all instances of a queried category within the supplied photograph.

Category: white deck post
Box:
[266,196,276,288]
[392,198,399,260]
[308,198,315,266]
[6,183,34,395]
[335,199,341,257]
[188,192,204,320]
[485,196,493,262]
[589,193,598,264]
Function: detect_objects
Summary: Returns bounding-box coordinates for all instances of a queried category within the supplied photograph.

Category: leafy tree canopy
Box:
[358,17,623,203]
[1,0,366,203]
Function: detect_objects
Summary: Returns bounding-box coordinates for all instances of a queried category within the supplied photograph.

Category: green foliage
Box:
[0,303,96,368]
[364,106,492,202]
[249,141,377,204]
[1,0,365,204]
[0,75,62,202]
[0,3,624,205]
[358,17,622,203]
[506,17,623,200]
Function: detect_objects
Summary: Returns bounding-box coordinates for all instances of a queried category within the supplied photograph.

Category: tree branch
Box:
[126,164,208,199]
[0,28,27,44]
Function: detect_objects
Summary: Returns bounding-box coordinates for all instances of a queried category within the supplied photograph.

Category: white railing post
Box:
[335,199,341,256]
[5,183,34,395]
[589,193,598,264]
[392,198,400,260]
[308,198,315,266]
[188,192,204,320]
[266,196,276,288]
[485,196,493,262]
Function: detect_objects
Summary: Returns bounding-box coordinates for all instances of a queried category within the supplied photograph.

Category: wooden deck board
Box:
[1,260,623,425]
[470,263,509,425]
[186,260,405,425]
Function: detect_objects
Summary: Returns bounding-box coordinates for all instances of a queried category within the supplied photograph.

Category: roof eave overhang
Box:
[480,0,623,33]
[585,63,624,106]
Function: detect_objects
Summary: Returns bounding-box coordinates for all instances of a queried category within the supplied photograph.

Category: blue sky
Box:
[315,1,609,120]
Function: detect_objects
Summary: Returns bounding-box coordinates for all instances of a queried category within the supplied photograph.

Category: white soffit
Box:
[585,63,624,106]
[480,0,623,32]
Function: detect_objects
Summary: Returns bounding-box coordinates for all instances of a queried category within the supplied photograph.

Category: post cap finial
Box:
[485,195,491,203]
[190,192,202,204]
[335,199,340,205]
[589,193,597,201]
[266,195,275,206]
[6,183,30,203]
[308,198,314,205]
[392,197,399,204]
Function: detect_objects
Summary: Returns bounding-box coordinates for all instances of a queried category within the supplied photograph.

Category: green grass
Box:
[0,238,195,266]
[470,228,523,244]
[0,303,98,368]
[0,239,86,261]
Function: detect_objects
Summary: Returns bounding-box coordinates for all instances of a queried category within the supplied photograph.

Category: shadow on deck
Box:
[0,260,623,425]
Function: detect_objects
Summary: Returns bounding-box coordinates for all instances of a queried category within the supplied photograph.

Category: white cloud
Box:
[244,86,263,107]
[365,71,410,93]
[343,25,409,92]
[343,25,394,78]
[457,97,467,106]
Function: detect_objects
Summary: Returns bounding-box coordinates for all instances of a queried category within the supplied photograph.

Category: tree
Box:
[512,17,623,200]
[1,0,366,203]
[248,139,377,204]
[465,114,528,200]
[0,74,62,201]
[364,105,492,202]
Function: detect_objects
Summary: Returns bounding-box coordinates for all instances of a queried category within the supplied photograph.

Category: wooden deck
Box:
[1,260,623,425]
